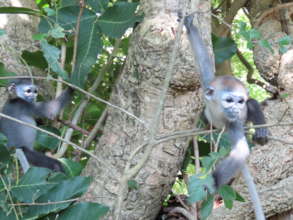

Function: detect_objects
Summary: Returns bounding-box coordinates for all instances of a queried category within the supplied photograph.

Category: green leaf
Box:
[0,29,6,36]
[32,33,47,40]
[44,7,55,16]
[235,191,245,202]
[223,199,233,209]
[97,2,142,38]
[40,40,68,79]
[128,180,139,190]
[35,126,61,150]
[213,35,237,64]
[24,176,91,218]
[0,142,10,165]
[249,29,261,40]
[0,7,41,16]
[87,0,109,13]
[58,202,109,220]
[0,62,17,86]
[199,194,214,219]
[218,185,236,200]
[278,35,292,45]
[11,167,57,203]
[187,174,215,203]
[60,0,78,7]
[21,50,48,69]
[71,13,102,87]
[48,25,65,39]
[61,158,83,177]
[258,40,273,53]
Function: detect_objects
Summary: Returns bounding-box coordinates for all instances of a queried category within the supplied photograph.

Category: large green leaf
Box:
[187,174,214,203]
[58,202,109,220]
[212,35,237,64]
[40,40,68,79]
[199,194,214,220]
[71,17,102,87]
[87,0,109,13]
[24,176,91,218]
[11,167,57,203]
[0,7,40,16]
[97,2,142,38]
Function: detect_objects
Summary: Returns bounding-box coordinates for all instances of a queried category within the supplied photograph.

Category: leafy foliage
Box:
[212,35,237,64]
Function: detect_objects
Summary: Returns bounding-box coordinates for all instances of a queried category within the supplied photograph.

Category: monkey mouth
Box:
[224,111,240,121]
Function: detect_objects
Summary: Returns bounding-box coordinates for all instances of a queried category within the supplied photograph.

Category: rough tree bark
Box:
[209,1,293,219]
[82,0,212,219]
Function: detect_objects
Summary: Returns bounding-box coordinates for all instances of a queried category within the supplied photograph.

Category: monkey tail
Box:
[213,124,250,188]
[19,146,64,173]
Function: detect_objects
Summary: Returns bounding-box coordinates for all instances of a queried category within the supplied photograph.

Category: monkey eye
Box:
[226,97,234,103]
[238,99,244,104]
[26,89,32,93]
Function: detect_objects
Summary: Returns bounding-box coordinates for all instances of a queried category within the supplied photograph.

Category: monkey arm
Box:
[246,99,269,145]
[34,88,73,120]
[184,15,215,90]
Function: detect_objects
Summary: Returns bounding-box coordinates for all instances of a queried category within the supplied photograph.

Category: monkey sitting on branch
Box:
[183,14,268,220]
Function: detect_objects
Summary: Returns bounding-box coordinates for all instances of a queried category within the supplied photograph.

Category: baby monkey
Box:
[0,78,73,173]
[183,14,268,220]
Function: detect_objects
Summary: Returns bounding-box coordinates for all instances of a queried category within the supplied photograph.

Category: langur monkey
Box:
[184,15,268,220]
[0,78,73,173]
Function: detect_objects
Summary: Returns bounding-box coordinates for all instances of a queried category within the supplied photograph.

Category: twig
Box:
[236,49,278,95]
[83,108,108,149]
[170,207,194,220]
[57,118,90,136]
[11,198,79,206]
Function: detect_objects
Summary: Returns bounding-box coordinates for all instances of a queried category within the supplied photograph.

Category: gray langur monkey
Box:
[183,15,268,220]
[0,78,73,173]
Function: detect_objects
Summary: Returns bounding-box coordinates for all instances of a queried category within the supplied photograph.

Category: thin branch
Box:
[0,76,145,125]
[11,198,79,206]
[83,108,108,149]
[169,207,194,220]
[57,118,90,136]
[236,49,278,95]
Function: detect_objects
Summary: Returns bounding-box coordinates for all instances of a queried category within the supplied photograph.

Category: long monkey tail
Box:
[212,122,250,188]
[184,14,215,90]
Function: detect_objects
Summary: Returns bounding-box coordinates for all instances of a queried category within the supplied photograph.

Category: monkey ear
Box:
[8,83,16,92]
[205,86,214,100]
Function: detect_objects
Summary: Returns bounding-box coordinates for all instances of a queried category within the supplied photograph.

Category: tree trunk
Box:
[82,0,212,219]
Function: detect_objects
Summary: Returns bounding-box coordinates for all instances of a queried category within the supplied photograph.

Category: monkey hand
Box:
[253,127,269,145]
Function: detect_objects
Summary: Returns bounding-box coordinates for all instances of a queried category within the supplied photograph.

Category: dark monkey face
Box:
[8,83,38,103]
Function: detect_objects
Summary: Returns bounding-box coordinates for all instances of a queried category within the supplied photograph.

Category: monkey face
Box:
[9,83,38,103]
[221,92,247,121]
